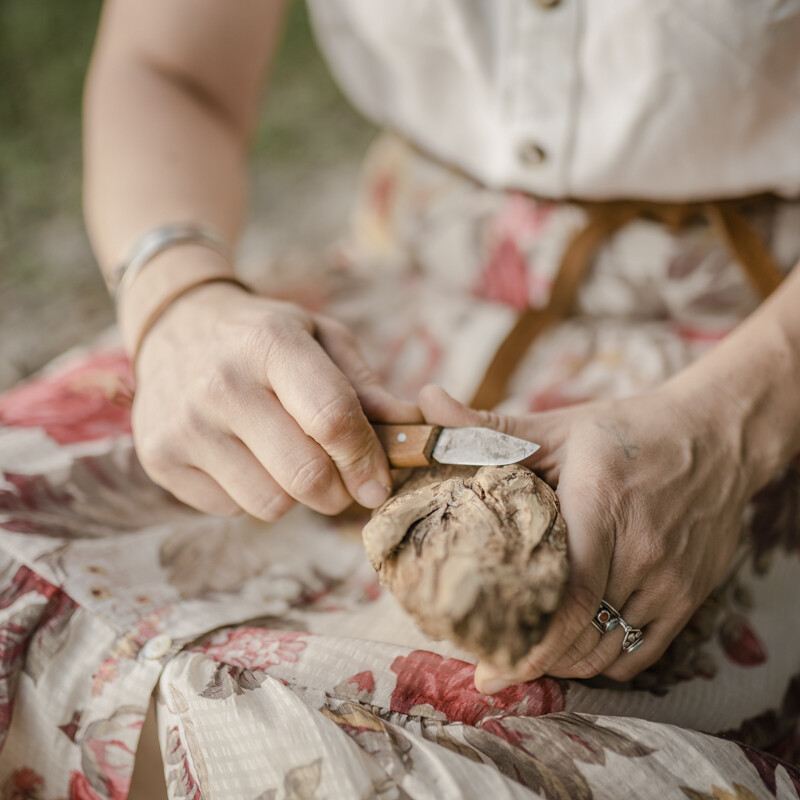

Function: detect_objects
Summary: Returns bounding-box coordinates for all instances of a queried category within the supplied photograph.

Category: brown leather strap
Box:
[470,196,785,411]
[470,204,640,410]
[704,201,785,300]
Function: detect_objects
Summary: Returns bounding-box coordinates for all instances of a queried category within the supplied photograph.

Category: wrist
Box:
[116,244,247,364]
[660,323,800,496]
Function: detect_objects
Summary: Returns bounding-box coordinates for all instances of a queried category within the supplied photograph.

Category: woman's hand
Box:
[132,281,421,520]
[418,382,753,691]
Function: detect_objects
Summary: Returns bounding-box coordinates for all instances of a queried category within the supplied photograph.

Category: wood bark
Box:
[362,464,569,670]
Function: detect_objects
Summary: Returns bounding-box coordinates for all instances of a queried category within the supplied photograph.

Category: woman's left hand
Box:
[418,382,753,692]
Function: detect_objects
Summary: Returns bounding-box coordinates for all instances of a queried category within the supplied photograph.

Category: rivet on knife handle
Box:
[373,424,442,468]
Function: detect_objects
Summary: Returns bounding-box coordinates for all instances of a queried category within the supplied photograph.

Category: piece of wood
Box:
[373,424,441,468]
[362,463,569,670]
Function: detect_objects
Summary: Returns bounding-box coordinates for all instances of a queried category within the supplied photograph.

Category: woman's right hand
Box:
[131,281,421,520]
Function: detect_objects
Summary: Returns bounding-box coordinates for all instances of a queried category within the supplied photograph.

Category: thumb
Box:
[418,385,566,473]
[418,384,522,434]
[314,315,422,424]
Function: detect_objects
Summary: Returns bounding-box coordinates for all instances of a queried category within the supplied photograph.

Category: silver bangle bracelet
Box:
[109,223,232,306]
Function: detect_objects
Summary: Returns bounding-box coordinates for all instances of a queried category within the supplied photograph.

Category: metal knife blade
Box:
[432,426,540,466]
[373,424,540,468]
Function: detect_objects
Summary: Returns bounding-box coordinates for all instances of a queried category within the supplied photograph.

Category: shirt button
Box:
[141,634,172,660]
[518,141,547,166]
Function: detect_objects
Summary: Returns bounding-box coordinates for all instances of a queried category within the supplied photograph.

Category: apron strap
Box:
[469,197,785,411]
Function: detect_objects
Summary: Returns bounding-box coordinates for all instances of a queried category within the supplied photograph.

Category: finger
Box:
[192,436,296,522]
[231,391,355,515]
[603,606,694,684]
[264,328,393,509]
[551,591,649,680]
[418,384,528,437]
[546,624,603,678]
[418,384,564,478]
[314,316,423,424]
[548,557,641,677]
[162,466,243,517]
[564,584,690,682]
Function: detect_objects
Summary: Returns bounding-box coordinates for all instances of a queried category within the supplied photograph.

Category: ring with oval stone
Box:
[591,600,621,634]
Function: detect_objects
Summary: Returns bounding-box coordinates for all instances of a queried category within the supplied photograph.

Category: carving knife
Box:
[373,424,540,469]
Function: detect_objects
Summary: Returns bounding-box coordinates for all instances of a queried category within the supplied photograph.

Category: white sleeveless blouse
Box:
[306,0,800,201]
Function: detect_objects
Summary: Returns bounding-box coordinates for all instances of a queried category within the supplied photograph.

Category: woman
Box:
[1,1,799,797]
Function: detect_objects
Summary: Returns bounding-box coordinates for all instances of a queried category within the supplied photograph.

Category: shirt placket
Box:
[500,0,582,196]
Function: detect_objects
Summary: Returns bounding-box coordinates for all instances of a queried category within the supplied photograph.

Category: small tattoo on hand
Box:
[595,421,641,460]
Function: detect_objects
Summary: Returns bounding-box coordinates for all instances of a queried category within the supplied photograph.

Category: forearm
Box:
[84,55,249,354]
[82,0,286,354]
[664,263,800,494]
[83,52,247,279]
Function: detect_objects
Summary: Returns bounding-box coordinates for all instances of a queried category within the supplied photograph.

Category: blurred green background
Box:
[0,0,374,389]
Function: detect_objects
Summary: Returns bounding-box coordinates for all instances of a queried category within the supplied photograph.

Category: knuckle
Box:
[657,568,695,607]
[200,497,242,517]
[308,394,362,444]
[477,410,512,435]
[643,536,669,571]
[349,360,379,389]
[520,652,548,678]
[558,638,593,670]
[570,655,604,680]
[685,583,707,608]
[198,364,238,408]
[567,584,601,629]
[243,316,301,376]
[288,454,337,499]
[251,491,295,522]
[335,433,377,475]
[134,432,175,479]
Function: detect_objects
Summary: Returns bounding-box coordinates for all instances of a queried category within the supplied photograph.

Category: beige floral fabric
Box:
[1,135,800,798]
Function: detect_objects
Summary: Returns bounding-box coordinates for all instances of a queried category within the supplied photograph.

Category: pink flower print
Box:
[475,193,555,310]
[348,670,376,694]
[0,568,77,745]
[69,770,103,800]
[378,326,443,398]
[71,707,144,800]
[196,628,308,671]
[390,650,564,726]
[492,193,554,242]
[476,236,530,311]
[369,169,397,225]
[720,615,767,667]
[0,349,133,445]
[164,726,202,800]
[0,566,62,611]
[3,767,45,800]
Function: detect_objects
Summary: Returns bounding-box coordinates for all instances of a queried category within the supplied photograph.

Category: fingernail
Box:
[479,677,514,695]
[358,480,391,509]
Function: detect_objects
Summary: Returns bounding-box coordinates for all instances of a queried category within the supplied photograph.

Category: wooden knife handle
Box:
[373,424,442,468]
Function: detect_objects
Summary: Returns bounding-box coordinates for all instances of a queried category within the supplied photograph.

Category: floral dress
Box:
[1,134,800,800]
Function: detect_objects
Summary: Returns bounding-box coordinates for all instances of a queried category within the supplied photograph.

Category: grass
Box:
[0,0,101,246]
[0,1,373,283]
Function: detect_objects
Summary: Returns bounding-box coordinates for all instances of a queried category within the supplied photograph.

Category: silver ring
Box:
[619,619,644,653]
[591,600,621,634]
